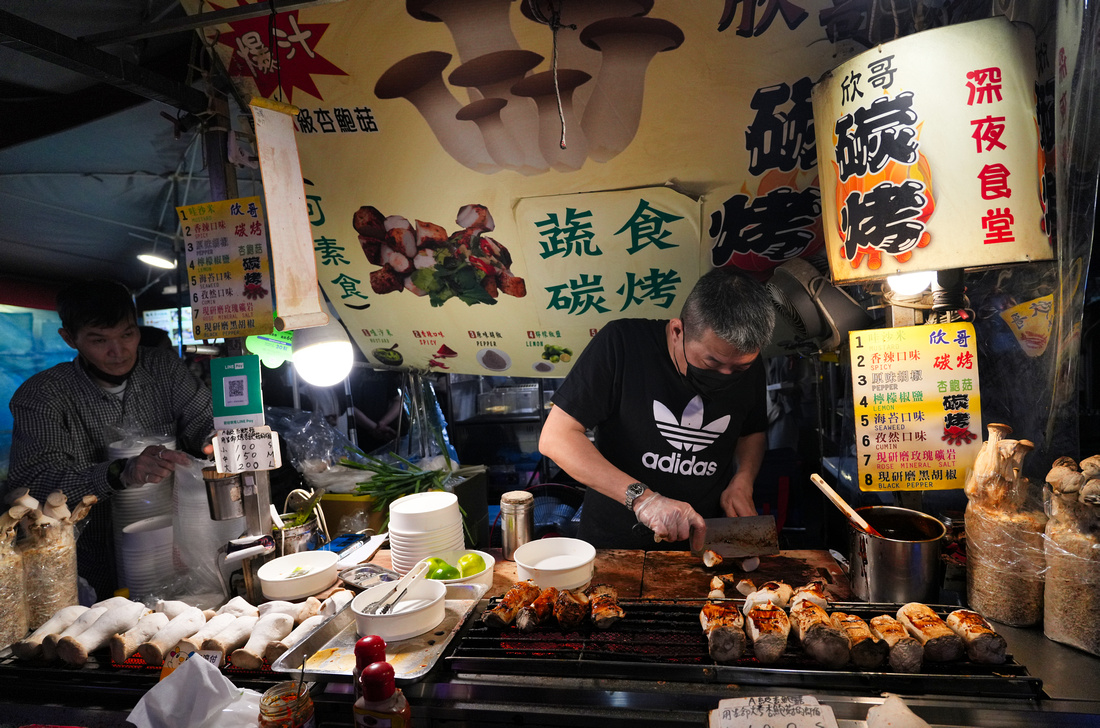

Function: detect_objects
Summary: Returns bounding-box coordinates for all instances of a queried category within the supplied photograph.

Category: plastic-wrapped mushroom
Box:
[375,51,497,173]
[579,17,684,162]
[520,0,653,118]
[406,0,521,66]
[1080,455,1100,479]
[511,69,591,171]
[456,98,525,171]
[1081,479,1100,507]
[449,50,547,175]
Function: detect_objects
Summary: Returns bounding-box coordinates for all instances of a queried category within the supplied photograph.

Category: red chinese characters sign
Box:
[812,16,1052,283]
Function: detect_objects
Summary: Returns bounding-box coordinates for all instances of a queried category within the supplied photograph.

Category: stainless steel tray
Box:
[271,582,486,683]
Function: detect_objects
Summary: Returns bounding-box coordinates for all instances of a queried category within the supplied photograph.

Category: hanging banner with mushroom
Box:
[188,0,1046,375]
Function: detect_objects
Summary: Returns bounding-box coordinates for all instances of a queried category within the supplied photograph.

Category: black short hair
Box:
[680,267,776,353]
[57,280,137,335]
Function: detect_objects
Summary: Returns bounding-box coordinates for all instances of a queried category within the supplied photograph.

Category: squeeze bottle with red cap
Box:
[353,635,387,702]
[353,661,410,728]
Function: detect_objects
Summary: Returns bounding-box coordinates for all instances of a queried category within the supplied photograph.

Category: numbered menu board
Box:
[850,323,983,492]
[176,196,274,340]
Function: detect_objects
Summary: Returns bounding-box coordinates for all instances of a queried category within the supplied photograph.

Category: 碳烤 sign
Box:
[812,16,1052,283]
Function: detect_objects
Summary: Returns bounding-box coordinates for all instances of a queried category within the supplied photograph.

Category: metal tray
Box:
[271,582,486,683]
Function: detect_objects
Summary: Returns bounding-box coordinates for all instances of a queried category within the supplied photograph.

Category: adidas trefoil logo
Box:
[653,395,730,452]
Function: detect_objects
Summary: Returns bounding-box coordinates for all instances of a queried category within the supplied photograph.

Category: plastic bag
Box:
[128,655,262,728]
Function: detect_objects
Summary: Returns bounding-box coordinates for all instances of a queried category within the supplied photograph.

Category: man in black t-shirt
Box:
[539,268,775,551]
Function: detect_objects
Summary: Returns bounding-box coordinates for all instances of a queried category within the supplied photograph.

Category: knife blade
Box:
[697,514,779,558]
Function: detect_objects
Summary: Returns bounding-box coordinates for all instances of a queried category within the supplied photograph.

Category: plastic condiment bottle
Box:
[353,661,410,728]
[353,634,387,702]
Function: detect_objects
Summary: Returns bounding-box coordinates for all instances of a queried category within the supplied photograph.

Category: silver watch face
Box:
[625,483,645,507]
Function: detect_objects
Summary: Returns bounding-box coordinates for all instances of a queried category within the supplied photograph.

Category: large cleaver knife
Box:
[695,514,779,558]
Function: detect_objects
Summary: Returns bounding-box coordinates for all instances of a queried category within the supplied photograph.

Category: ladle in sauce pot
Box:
[809,473,884,538]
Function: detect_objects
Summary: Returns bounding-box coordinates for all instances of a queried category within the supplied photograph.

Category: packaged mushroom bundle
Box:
[1043,455,1100,656]
[0,505,29,649]
[9,489,97,630]
[962,423,1047,626]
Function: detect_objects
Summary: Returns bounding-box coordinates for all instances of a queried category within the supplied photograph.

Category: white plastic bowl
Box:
[257,550,339,600]
[351,576,446,641]
[419,549,495,589]
[513,538,596,590]
[388,491,460,532]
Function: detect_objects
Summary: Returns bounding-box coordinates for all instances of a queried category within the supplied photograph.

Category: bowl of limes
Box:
[420,549,495,589]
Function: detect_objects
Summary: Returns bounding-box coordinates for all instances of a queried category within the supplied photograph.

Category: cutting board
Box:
[640,550,852,600]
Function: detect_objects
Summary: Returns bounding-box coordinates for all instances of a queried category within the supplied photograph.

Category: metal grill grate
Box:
[448,599,1043,699]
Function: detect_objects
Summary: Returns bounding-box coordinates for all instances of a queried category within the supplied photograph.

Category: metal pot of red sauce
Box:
[849,506,946,603]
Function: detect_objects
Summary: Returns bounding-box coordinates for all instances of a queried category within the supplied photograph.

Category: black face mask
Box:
[679,334,749,398]
[80,353,137,387]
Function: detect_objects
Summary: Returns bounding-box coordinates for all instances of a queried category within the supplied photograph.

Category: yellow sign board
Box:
[176,196,275,340]
[850,323,983,491]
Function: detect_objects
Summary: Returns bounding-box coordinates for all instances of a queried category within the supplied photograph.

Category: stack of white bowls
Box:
[388,491,464,574]
[108,439,175,586]
[171,463,245,596]
[118,515,174,599]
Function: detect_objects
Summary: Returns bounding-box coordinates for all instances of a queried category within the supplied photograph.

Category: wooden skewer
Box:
[809,473,884,538]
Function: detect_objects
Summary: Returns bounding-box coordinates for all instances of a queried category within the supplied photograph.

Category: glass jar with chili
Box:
[259,680,316,728]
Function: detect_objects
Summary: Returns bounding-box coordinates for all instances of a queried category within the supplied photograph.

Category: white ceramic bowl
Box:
[257,550,339,600]
[419,549,495,589]
[388,491,460,533]
[513,538,596,590]
[351,576,446,641]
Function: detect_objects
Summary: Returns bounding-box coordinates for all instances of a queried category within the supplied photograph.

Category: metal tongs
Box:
[362,560,429,615]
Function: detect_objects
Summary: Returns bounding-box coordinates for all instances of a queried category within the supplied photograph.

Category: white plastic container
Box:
[422,549,495,590]
[387,491,460,533]
[513,538,595,590]
[257,550,339,600]
[351,577,446,641]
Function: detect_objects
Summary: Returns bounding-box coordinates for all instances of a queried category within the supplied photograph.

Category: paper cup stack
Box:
[387,491,464,574]
[118,515,174,599]
[108,440,175,587]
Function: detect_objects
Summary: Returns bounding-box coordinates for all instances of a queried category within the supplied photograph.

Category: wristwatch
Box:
[624,482,648,512]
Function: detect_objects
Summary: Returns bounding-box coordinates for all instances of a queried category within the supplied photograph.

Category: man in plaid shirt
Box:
[6,281,213,600]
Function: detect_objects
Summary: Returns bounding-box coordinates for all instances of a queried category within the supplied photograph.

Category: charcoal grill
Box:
[447,598,1042,699]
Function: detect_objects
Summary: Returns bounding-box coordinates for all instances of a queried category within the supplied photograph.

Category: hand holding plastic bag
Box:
[634,492,706,551]
[128,653,262,728]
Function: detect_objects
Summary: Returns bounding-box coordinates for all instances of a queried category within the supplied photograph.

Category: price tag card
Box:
[709,696,837,728]
[213,426,282,474]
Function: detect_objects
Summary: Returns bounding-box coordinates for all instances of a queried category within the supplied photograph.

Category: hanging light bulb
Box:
[291,315,354,387]
[886,271,936,296]
[137,252,176,269]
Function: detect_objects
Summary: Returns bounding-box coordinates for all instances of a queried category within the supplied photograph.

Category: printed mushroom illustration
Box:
[511,69,591,172]
[579,17,684,163]
[375,51,498,174]
[520,0,653,118]
[406,0,520,67]
[456,97,525,172]
[449,50,547,176]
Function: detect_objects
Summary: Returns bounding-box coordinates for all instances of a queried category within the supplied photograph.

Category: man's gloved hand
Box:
[633,492,707,552]
[120,445,190,488]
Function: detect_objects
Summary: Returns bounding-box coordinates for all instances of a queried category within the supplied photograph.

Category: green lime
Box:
[428,561,461,580]
[457,552,486,577]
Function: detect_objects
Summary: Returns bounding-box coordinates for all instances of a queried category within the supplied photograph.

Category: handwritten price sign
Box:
[708,696,837,728]
[212,426,282,474]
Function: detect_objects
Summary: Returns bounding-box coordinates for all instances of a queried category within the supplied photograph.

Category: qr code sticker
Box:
[224,375,248,408]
